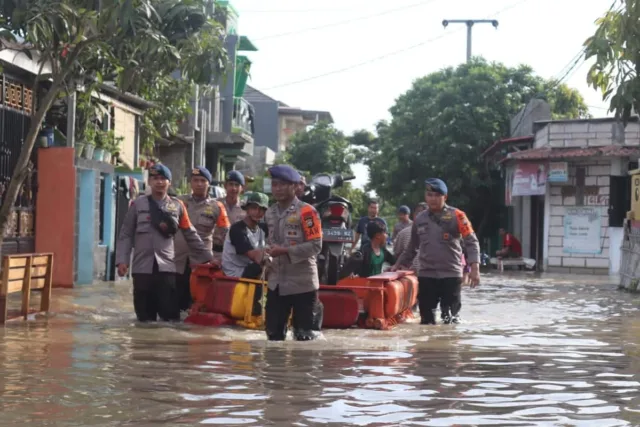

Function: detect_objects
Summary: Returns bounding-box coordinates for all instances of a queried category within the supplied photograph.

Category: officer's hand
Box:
[389,264,399,272]
[267,245,288,257]
[469,264,480,288]
[117,264,129,277]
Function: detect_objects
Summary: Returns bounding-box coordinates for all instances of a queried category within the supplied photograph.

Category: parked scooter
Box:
[302,173,356,285]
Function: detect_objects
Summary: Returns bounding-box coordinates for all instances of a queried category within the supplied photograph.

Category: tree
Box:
[0,0,227,246]
[585,0,640,124]
[366,58,588,237]
[283,121,355,176]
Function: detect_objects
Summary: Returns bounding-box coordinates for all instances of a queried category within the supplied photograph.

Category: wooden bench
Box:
[0,253,54,324]
[496,258,527,272]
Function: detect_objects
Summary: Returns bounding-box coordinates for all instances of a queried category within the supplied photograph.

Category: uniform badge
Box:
[166,202,177,212]
[305,216,314,228]
[443,232,450,240]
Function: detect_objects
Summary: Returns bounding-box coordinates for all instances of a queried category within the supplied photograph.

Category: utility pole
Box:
[442,19,499,62]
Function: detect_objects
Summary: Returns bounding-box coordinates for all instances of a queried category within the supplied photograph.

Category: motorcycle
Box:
[302,173,356,285]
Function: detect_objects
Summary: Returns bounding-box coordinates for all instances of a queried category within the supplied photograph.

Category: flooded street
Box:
[2,273,640,426]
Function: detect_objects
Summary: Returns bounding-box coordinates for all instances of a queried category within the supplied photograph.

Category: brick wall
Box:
[547,159,610,274]
[535,121,640,149]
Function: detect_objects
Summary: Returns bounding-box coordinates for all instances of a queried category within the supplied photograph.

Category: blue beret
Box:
[191,166,212,183]
[398,205,411,214]
[425,178,447,195]
[148,163,172,181]
[268,165,301,183]
[226,170,245,186]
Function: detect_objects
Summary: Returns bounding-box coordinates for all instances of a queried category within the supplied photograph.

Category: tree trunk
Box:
[0,76,65,251]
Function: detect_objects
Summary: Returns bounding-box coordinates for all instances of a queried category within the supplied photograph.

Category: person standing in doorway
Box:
[392,178,480,325]
[219,170,247,226]
[116,164,213,322]
[263,165,324,341]
[351,200,388,254]
[174,166,230,311]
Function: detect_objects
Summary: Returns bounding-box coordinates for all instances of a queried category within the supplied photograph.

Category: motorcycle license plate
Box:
[323,228,354,242]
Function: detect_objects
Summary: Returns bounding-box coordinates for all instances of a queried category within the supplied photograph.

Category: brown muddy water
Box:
[1,273,640,426]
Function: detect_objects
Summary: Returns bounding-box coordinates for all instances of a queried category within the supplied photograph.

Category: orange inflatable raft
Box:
[185,265,418,331]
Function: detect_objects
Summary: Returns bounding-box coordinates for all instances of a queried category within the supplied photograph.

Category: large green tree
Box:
[585,0,640,123]
[0,0,227,246]
[366,58,589,237]
[283,121,370,218]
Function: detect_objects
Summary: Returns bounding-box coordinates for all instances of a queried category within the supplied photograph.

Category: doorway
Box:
[530,195,545,270]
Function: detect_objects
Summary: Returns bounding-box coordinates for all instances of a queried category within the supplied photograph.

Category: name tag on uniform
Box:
[441,214,452,220]
[287,216,298,224]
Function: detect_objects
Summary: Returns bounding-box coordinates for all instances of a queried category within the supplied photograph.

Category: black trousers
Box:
[177,263,192,312]
[417,277,462,324]
[132,260,180,322]
[265,287,323,341]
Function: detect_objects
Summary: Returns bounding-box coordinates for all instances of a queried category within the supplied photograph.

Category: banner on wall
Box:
[504,165,515,206]
[548,162,569,183]
[512,162,548,196]
[563,207,602,254]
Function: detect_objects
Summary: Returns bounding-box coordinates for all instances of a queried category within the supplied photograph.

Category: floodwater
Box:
[2,273,640,426]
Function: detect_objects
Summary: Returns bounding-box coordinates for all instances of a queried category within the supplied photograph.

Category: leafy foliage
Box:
[365,58,588,237]
[283,121,355,176]
[585,0,640,124]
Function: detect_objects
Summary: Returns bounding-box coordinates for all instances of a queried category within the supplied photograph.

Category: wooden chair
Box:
[0,253,54,324]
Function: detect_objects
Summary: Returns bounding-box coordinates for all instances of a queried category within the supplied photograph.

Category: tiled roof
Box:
[481,135,534,158]
[505,145,640,161]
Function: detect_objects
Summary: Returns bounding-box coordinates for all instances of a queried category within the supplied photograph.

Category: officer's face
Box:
[368,202,379,217]
[190,176,209,197]
[397,212,409,222]
[425,191,446,210]
[149,175,170,193]
[225,181,242,198]
[271,178,295,202]
[246,204,266,222]
[295,180,306,197]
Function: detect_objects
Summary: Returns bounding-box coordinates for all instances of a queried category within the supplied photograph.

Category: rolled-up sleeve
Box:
[455,209,480,264]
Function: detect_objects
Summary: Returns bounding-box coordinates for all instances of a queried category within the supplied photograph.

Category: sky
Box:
[231,0,613,190]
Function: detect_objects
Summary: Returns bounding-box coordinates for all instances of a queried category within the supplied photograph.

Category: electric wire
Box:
[254,0,441,41]
[262,0,533,91]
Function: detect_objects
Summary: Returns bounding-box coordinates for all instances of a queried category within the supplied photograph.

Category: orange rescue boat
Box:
[186,265,418,331]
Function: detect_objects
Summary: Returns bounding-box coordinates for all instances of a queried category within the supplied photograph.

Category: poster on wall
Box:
[563,207,602,254]
[512,162,548,196]
[504,165,514,206]
[548,162,569,183]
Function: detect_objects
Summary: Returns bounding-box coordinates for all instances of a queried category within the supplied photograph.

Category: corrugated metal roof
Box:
[505,145,640,161]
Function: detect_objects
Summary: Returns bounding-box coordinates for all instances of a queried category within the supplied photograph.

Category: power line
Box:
[253,0,440,41]
[262,0,533,90]
[511,47,587,134]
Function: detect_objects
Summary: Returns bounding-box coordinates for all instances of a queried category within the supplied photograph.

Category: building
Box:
[499,117,640,275]
[157,0,258,184]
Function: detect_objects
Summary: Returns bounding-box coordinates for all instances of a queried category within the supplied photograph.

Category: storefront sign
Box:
[586,195,609,206]
[548,162,568,183]
[512,162,548,196]
[563,207,602,254]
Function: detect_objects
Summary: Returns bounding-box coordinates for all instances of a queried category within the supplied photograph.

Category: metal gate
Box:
[0,73,37,255]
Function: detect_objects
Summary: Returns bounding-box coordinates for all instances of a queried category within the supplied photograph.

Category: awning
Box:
[503,145,640,162]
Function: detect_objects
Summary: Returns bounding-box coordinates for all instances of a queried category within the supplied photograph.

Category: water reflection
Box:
[1,274,640,425]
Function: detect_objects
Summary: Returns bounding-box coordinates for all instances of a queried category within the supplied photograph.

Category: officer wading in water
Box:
[264,165,324,341]
[174,166,230,311]
[219,171,247,227]
[116,164,213,322]
[392,178,480,325]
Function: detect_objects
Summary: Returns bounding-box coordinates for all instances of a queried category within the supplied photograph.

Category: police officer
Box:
[219,170,247,225]
[116,164,213,322]
[392,178,480,325]
[174,166,231,311]
[264,164,324,341]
